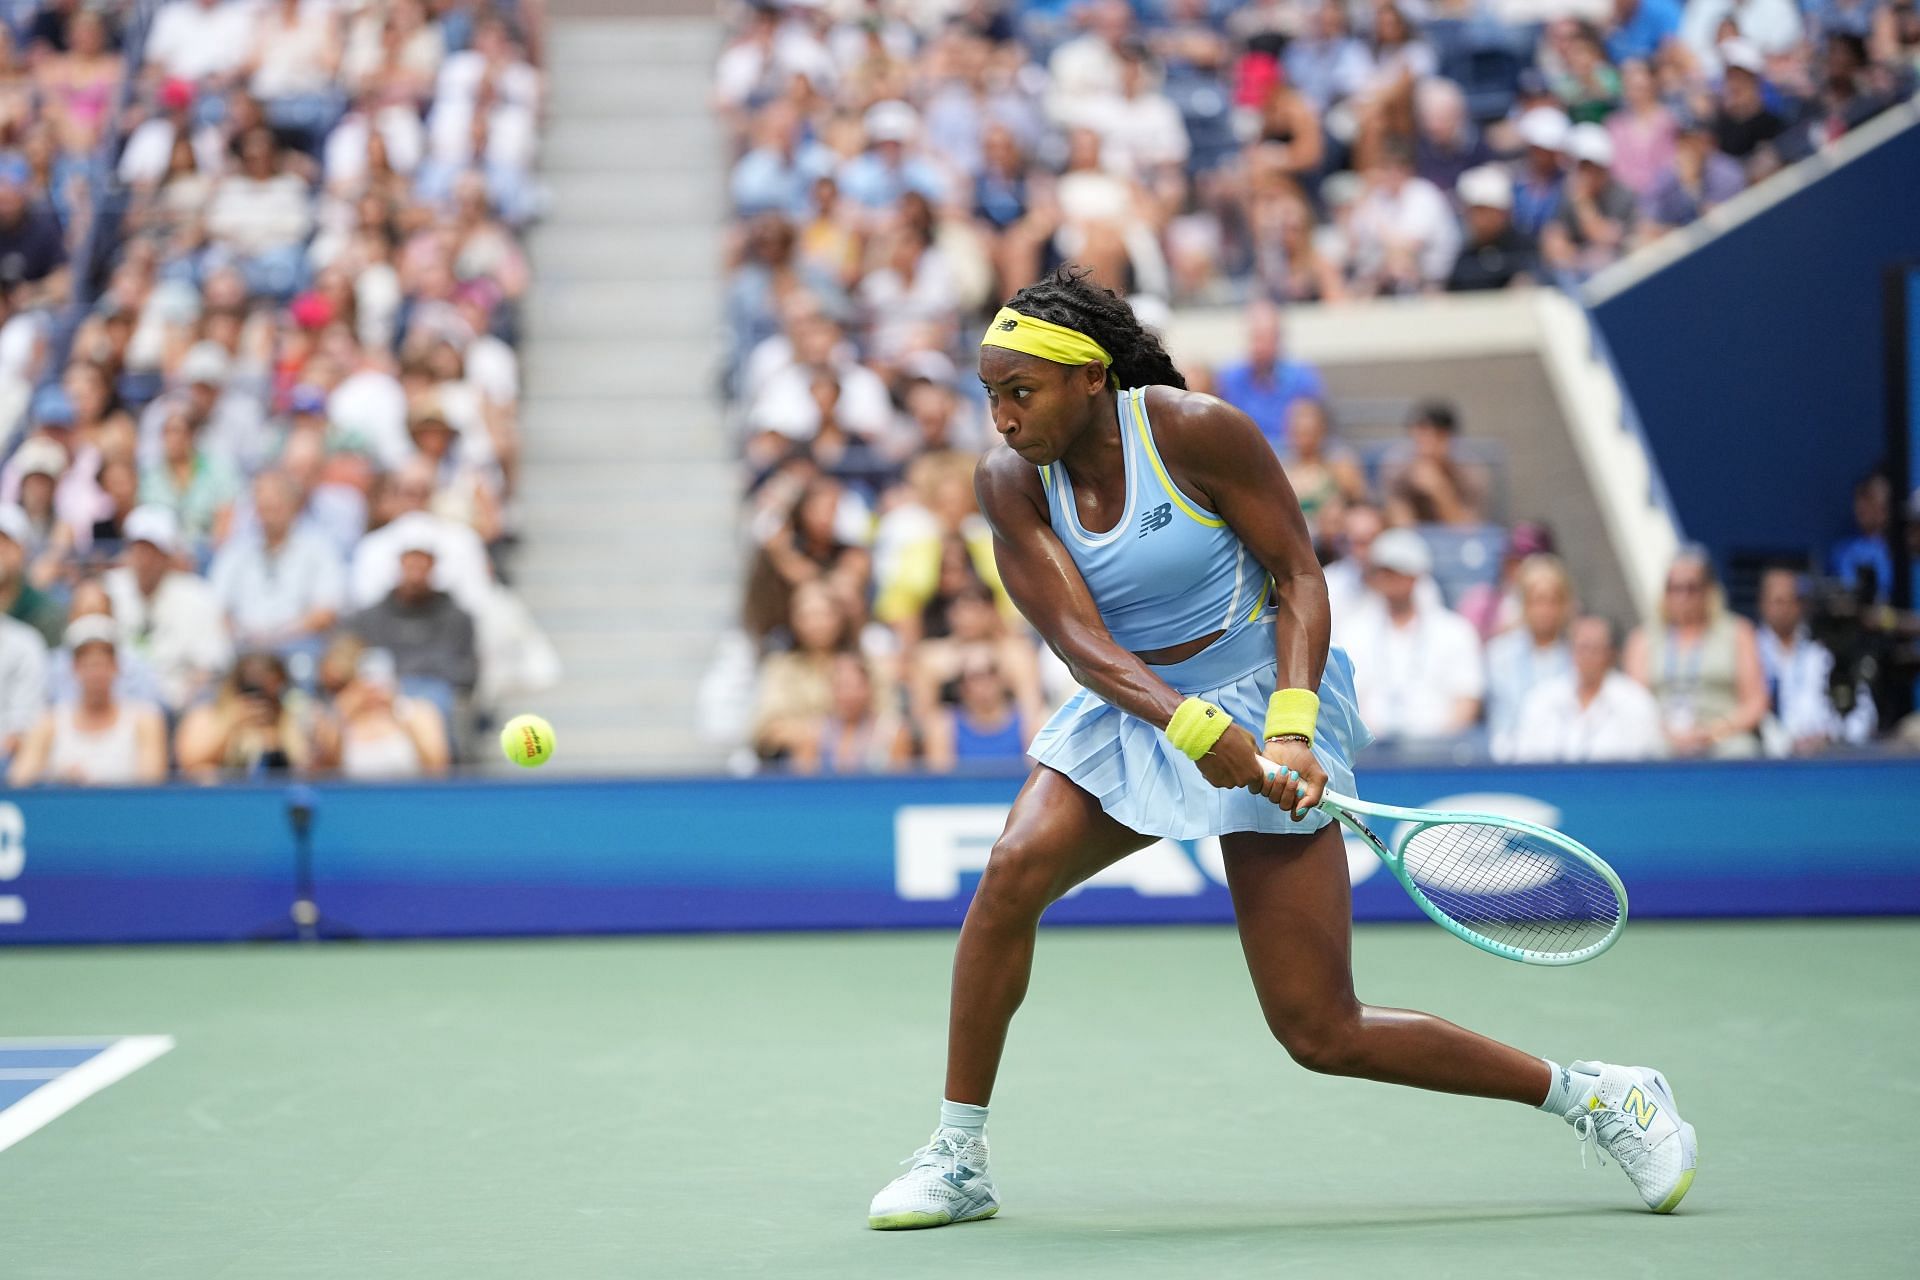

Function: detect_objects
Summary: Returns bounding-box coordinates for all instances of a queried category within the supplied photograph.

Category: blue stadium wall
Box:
[1590,116,1920,565]
[1,760,1915,944]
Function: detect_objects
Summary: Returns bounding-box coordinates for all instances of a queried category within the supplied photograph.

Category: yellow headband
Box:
[980,307,1112,368]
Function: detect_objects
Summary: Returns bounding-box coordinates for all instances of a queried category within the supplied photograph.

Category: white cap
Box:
[180,341,231,386]
[1457,164,1513,210]
[1516,105,1571,153]
[64,614,120,653]
[863,100,919,144]
[1368,527,1434,577]
[388,512,441,559]
[1720,38,1764,75]
[1567,122,1615,168]
[12,435,68,479]
[123,504,181,553]
[0,502,28,547]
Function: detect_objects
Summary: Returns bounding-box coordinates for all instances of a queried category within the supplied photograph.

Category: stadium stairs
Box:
[516,8,735,773]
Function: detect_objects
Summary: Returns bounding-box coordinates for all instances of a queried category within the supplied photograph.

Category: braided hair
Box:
[1003,266,1186,392]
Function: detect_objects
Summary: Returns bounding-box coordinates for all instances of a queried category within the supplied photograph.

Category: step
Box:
[538,172,724,223]
[549,20,718,68]
[541,116,723,170]
[528,226,722,278]
[517,456,734,489]
[528,281,723,336]
[523,338,721,396]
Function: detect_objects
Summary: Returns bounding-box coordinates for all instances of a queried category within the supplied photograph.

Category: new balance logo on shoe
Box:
[942,1167,977,1188]
[1139,503,1173,537]
[1623,1085,1659,1129]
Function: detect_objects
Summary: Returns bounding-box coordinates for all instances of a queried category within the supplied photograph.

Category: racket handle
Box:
[1257,756,1329,813]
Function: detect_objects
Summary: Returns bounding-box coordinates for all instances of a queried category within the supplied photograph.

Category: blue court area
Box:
[0,1041,119,1109]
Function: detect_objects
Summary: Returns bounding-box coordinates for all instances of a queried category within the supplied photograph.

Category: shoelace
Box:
[901,1133,968,1174]
[1569,1106,1643,1173]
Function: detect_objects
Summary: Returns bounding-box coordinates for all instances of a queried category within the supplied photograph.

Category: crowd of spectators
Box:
[715,0,1915,774]
[0,0,555,787]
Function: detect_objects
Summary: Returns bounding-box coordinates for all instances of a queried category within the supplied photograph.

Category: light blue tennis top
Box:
[1040,386,1268,653]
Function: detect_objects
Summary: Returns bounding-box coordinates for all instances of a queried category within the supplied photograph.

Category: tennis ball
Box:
[500,713,555,768]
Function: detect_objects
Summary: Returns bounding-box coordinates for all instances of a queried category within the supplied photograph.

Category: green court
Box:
[6,920,1915,1278]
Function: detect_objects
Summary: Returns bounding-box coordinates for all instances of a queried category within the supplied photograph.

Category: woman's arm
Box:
[974,449,1186,728]
[7,712,55,786]
[1720,618,1769,738]
[404,700,451,775]
[132,706,168,783]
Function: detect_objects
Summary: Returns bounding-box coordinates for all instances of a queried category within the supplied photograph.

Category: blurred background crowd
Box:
[0,0,555,786]
[714,0,1920,773]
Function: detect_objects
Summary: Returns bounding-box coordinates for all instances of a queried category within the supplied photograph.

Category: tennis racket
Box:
[1259,762,1628,965]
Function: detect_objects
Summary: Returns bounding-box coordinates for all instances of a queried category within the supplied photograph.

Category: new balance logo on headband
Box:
[995,318,1017,331]
[1139,503,1173,537]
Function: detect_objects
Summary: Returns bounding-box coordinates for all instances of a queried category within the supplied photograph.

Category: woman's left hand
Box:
[1252,737,1327,821]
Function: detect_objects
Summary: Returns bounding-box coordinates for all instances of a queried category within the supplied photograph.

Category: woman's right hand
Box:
[1194,723,1270,793]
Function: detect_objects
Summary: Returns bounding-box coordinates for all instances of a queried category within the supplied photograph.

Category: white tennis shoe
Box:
[1562,1060,1698,1213]
[868,1128,999,1230]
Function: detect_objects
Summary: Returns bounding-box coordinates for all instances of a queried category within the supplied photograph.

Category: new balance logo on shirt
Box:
[1139,503,1173,537]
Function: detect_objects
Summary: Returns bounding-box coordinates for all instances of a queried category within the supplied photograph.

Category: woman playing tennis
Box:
[868,270,1697,1228]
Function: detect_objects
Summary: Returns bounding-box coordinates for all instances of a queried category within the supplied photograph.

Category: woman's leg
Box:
[945,766,1156,1104]
[1222,824,1550,1104]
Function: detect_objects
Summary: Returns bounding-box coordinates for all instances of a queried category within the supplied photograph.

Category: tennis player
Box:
[868,269,1697,1229]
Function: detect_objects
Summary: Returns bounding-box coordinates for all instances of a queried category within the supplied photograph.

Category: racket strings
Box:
[1399,822,1620,958]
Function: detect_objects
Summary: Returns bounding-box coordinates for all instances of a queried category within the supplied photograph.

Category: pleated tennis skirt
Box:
[1029,621,1373,841]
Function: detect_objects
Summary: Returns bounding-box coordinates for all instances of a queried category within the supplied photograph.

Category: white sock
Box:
[939,1099,988,1137]
[1537,1059,1601,1115]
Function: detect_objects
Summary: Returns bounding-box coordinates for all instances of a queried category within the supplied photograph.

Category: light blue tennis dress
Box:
[1026,387,1372,841]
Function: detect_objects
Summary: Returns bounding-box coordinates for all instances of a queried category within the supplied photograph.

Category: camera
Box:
[1803,570,1920,723]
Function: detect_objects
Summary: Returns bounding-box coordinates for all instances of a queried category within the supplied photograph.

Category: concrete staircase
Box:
[515,16,737,773]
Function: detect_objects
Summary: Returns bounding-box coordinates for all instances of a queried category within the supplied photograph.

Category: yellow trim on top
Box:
[1127,390,1225,529]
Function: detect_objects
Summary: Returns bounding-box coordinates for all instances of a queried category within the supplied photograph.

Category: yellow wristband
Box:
[1264,688,1319,745]
[1166,697,1233,762]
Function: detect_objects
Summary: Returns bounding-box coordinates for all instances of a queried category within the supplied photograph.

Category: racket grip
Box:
[1257,756,1327,813]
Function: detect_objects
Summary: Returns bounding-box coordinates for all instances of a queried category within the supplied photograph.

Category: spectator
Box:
[753,579,858,763]
[1286,3,1373,114]
[175,650,319,779]
[1339,528,1486,744]
[1754,567,1876,753]
[1509,616,1666,761]
[7,436,65,583]
[327,645,450,779]
[1606,0,1684,64]
[0,169,68,306]
[1712,42,1788,166]
[34,8,121,153]
[1644,109,1746,231]
[1278,397,1366,530]
[1606,60,1679,199]
[742,474,872,646]
[0,607,46,762]
[872,452,1003,642]
[1485,554,1578,758]
[8,615,166,786]
[1541,124,1637,281]
[350,471,492,613]
[1549,23,1622,124]
[1682,0,1804,62]
[1212,301,1325,450]
[205,125,316,299]
[1457,520,1557,638]
[1829,471,1893,600]
[101,505,231,711]
[208,470,345,658]
[1322,500,1446,630]
[792,652,911,774]
[1347,139,1460,295]
[1414,79,1494,195]
[144,0,258,87]
[1446,165,1538,292]
[0,502,66,645]
[45,577,166,709]
[906,579,1045,734]
[1624,546,1768,757]
[137,340,271,479]
[347,521,478,711]
[839,100,946,212]
[924,652,1033,770]
[1380,400,1491,526]
[1509,106,1569,239]
[139,408,241,553]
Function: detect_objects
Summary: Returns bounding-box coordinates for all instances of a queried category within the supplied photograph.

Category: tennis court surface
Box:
[6,920,1914,1278]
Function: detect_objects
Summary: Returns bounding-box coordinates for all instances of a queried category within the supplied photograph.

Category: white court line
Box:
[0,1035,175,1154]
